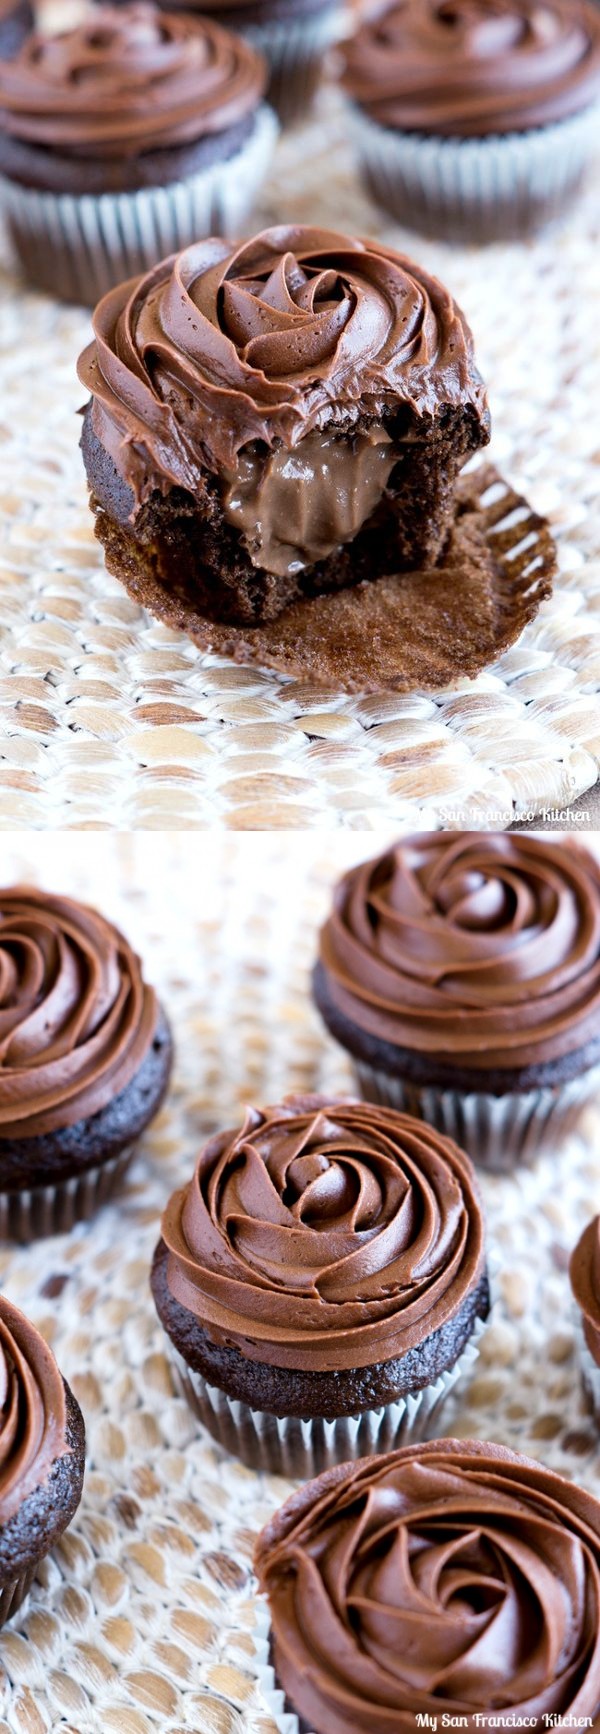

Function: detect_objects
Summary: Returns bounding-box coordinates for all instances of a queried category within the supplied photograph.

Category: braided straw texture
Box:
[1,86,600,829]
[0,833,600,1732]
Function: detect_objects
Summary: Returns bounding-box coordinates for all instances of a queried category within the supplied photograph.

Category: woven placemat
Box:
[0,833,599,1732]
[1,86,599,828]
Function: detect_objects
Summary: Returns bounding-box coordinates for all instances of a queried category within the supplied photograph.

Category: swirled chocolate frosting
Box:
[160,1094,485,1372]
[571,1216,600,1369]
[77,224,488,518]
[0,886,158,1139]
[340,0,600,136]
[255,1437,600,1733]
[318,833,600,1073]
[0,3,266,157]
[0,1294,68,1523]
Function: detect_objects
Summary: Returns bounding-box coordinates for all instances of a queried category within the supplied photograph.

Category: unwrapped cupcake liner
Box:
[0,103,278,304]
[0,1565,37,1631]
[354,1062,600,1174]
[346,99,599,241]
[244,8,344,122]
[0,1144,135,1242]
[169,1313,486,1478]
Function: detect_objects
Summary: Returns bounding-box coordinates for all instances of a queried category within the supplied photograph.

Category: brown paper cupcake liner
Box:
[0,1566,37,1630]
[353,1065,600,1173]
[94,463,555,693]
[168,1316,486,1478]
[0,1144,135,1242]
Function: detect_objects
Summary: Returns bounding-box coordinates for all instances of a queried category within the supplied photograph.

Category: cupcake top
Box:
[0,1293,68,1522]
[0,886,158,1139]
[255,1436,600,1733]
[570,1216,600,1367]
[159,1094,485,1372]
[0,3,266,159]
[340,0,600,135]
[317,832,600,1075]
[77,223,488,508]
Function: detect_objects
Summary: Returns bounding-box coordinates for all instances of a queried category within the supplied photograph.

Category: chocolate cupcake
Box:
[0,4,276,303]
[0,0,32,60]
[570,1216,600,1425]
[0,1293,85,1626]
[340,0,600,242]
[254,1437,600,1733]
[0,886,172,1239]
[77,224,490,634]
[150,1094,489,1476]
[314,833,600,1172]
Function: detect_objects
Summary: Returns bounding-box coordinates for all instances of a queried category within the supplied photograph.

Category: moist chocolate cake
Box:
[77,225,490,630]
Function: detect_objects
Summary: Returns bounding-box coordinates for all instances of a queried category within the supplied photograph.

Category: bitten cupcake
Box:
[77,224,490,634]
[150,1094,489,1477]
[0,0,33,60]
[314,832,600,1172]
[254,1438,600,1734]
[0,4,276,303]
[339,0,600,242]
[0,1293,85,1626]
[0,886,172,1239]
[570,1216,600,1425]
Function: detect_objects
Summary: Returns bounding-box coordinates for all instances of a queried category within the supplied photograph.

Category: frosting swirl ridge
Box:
[570,1216,600,1368]
[340,0,600,136]
[0,3,266,156]
[160,1094,485,1371]
[318,833,600,1073]
[256,1437,600,1733]
[0,1294,67,1523]
[0,886,158,1138]
[77,224,487,495]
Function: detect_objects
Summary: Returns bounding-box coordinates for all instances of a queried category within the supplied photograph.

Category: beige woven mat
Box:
[0,832,599,1732]
[1,89,600,829]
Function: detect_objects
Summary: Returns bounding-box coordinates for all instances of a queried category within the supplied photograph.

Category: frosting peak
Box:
[0,885,158,1138]
[256,1438,600,1733]
[340,0,600,135]
[317,833,600,1074]
[160,1094,485,1371]
[0,1294,67,1522]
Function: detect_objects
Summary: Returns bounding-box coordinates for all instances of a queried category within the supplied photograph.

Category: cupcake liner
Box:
[0,103,278,304]
[576,1323,600,1426]
[252,1595,304,1734]
[168,1314,486,1478]
[0,1565,37,1630]
[346,98,599,241]
[353,1063,600,1173]
[0,1144,135,1242]
[244,9,344,122]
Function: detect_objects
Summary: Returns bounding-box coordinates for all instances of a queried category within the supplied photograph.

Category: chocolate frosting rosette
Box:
[314,833,600,1172]
[570,1216,600,1424]
[339,0,600,241]
[254,1437,600,1734]
[0,886,172,1239]
[0,1293,85,1626]
[150,1094,489,1476]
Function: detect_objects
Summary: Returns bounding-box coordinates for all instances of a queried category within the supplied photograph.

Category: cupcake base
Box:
[353,1064,600,1173]
[578,1329,600,1427]
[0,1144,134,1242]
[168,1316,486,1478]
[0,104,277,304]
[243,7,343,123]
[347,101,599,242]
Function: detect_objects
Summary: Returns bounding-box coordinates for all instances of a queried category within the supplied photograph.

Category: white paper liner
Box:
[0,103,278,304]
[169,1313,486,1478]
[354,1063,600,1174]
[252,1596,305,1734]
[243,9,344,122]
[0,1143,135,1242]
[345,98,599,240]
[0,1565,37,1631]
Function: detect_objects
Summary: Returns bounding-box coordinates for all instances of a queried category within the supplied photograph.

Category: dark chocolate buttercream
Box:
[0,1293,68,1523]
[571,1216,600,1368]
[255,1437,600,1733]
[318,833,600,1073]
[0,886,158,1138]
[341,0,600,136]
[0,3,265,156]
[160,1094,485,1372]
[77,224,488,521]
